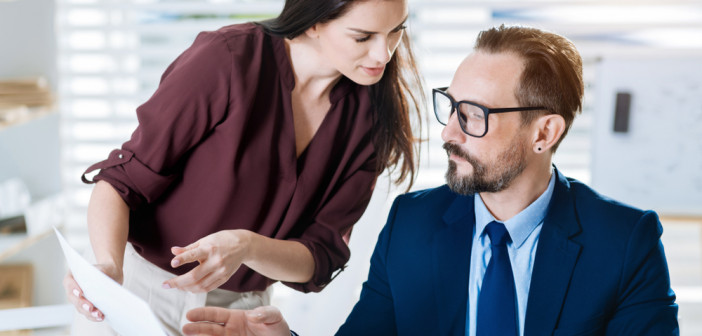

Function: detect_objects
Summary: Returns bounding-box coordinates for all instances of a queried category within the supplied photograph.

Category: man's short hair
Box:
[475,25,584,151]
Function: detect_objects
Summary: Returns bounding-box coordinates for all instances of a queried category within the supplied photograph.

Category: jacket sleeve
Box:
[282,153,378,292]
[605,211,679,335]
[82,30,233,209]
[335,196,400,335]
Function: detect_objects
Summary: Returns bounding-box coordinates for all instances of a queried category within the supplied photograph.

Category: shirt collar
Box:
[474,171,556,248]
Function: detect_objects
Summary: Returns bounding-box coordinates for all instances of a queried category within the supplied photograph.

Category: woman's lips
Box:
[362,66,385,76]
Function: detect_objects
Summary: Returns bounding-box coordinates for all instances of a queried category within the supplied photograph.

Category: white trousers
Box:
[71,243,272,336]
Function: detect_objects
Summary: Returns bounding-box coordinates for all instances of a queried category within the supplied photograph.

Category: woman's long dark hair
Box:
[257,0,424,190]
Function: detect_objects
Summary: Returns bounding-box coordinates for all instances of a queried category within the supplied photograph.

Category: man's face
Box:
[441,51,530,195]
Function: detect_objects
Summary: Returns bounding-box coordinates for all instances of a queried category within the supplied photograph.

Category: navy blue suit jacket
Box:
[337,169,678,335]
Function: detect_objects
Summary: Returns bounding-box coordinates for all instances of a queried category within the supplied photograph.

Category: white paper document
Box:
[54,227,168,336]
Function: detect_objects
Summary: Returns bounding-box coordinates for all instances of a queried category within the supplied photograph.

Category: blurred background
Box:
[0,0,701,335]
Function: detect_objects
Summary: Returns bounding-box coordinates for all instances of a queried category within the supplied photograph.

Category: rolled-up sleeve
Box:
[284,155,378,293]
[82,31,233,209]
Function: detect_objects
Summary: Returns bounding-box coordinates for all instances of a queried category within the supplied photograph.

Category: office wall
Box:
[591,57,702,216]
[0,0,57,87]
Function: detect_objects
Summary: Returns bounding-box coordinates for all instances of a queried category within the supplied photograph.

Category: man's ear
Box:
[531,114,566,153]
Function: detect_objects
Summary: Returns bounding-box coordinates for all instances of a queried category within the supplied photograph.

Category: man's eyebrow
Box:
[347,16,408,35]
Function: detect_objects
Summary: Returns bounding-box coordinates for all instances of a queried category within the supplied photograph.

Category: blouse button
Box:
[118,154,124,159]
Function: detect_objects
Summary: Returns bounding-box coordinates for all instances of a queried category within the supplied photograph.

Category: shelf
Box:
[0,106,54,132]
[0,228,56,263]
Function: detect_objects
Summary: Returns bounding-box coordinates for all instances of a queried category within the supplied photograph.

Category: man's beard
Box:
[443,135,528,196]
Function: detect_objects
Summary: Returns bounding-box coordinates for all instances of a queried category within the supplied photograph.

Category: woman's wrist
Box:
[234,229,257,265]
[93,262,124,284]
[232,230,314,283]
[92,248,124,269]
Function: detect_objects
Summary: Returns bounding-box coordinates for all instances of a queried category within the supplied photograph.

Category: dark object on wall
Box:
[613,92,631,133]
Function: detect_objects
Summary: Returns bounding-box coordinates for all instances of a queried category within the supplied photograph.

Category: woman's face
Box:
[311,0,409,85]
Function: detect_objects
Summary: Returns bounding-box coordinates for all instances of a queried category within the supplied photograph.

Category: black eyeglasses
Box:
[432,87,546,138]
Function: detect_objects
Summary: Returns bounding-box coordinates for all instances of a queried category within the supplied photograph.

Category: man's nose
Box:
[441,112,466,144]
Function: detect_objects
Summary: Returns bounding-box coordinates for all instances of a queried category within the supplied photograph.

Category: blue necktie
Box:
[477,221,518,336]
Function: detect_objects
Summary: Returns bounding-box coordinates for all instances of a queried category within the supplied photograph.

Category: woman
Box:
[63,0,423,334]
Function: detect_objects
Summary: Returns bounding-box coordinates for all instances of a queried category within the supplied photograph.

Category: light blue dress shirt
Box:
[466,172,556,336]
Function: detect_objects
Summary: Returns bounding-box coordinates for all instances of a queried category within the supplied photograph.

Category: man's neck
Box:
[480,161,553,222]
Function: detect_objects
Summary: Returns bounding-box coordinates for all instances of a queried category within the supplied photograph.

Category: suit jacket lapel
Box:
[433,193,475,336]
[524,169,583,336]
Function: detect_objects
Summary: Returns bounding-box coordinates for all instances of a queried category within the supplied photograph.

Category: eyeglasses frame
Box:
[432,87,547,138]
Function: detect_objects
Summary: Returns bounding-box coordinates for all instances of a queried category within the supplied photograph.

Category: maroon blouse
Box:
[82,23,378,293]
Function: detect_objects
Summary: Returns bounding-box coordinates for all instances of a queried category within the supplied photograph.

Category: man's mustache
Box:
[443,142,471,162]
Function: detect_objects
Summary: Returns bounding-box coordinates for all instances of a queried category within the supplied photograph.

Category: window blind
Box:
[57,0,285,249]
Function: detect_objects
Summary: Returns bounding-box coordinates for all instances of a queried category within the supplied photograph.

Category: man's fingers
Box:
[182,321,226,336]
[245,306,283,325]
[187,307,238,324]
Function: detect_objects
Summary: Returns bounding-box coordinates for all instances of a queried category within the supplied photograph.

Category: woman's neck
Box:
[284,36,342,101]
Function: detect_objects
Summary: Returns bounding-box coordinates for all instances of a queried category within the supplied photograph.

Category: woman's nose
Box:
[369,37,392,65]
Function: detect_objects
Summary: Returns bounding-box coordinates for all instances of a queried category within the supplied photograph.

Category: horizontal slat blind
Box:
[57,0,284,248]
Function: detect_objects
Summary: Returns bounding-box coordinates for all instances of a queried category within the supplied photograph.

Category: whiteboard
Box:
[591,57,702,216]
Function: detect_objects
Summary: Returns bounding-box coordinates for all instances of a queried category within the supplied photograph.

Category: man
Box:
[181,25,679,336]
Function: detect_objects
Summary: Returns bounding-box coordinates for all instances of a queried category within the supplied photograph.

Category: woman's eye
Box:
[355,35,371,43]
[392,25,407,33]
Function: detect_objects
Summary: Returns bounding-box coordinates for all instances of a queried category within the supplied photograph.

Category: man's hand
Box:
[182,306,290,336]
[163,230,253,293]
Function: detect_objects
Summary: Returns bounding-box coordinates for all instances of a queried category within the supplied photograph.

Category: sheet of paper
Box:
[54,227,168,336]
